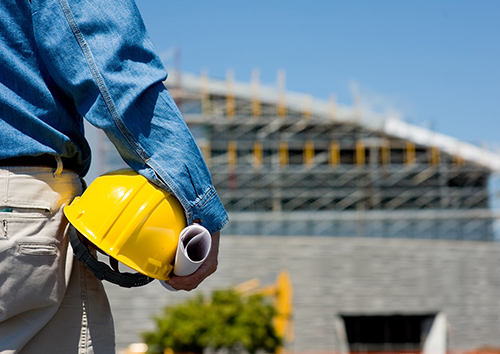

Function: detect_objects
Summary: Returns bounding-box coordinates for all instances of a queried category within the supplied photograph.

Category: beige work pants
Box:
[0,167,115,353]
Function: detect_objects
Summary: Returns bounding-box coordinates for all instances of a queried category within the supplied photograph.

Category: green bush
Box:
[142,289,282,354]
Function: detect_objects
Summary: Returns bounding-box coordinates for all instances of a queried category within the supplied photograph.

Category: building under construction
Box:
[93,71,500,353]
[162,70,499,241]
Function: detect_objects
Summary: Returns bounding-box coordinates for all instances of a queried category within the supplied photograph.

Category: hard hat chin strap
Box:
[68,229,155,288]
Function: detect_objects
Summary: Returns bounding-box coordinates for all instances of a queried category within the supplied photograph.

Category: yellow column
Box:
[405,141,416,165]
[228,141,237,167]
[279,141,288,166]
[356,140,365,166]
[304,141,314,166]
[429,146,441,166]
[253,141,263,169]
[329,141,340,166]
[453,154,465,167]
[380,141,390,166]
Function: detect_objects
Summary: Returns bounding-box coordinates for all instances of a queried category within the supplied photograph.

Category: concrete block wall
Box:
[105,236,500,352]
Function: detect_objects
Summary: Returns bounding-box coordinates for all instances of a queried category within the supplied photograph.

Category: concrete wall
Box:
[105,236,500,352]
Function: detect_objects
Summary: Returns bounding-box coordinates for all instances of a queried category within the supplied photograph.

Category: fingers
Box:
[166,258,217,291]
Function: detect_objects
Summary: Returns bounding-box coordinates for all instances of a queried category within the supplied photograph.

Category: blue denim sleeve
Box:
[31,0,228,233]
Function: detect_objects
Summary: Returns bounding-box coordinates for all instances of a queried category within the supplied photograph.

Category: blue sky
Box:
[135,0,500,151]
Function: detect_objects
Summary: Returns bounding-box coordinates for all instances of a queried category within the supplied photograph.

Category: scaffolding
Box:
[91,71,487,240]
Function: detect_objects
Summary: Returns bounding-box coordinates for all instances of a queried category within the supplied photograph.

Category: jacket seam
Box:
[58,0,149,163]
[196,186,216,210]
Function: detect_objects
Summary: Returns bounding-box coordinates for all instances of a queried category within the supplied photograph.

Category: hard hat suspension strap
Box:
[69,229,155,288]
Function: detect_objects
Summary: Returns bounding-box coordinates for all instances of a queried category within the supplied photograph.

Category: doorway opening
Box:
[340,314,436,352]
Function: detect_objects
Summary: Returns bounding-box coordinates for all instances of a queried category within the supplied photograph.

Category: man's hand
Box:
[164,230,220,291]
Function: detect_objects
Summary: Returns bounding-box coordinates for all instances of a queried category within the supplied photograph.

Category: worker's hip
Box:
[0,167,83,348]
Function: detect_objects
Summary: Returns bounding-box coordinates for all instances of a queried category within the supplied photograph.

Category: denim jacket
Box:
[0,0,228,233]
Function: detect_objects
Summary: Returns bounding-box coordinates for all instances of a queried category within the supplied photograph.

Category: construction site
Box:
[90,70,500,354]
[165,70,499,241]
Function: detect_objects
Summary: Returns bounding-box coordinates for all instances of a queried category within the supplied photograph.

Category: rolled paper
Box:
[160,224,212,291]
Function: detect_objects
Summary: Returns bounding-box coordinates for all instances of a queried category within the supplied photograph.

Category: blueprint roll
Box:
[160,224,212,291]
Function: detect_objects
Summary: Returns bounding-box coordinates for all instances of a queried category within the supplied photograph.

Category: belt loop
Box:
[54,156,63,179]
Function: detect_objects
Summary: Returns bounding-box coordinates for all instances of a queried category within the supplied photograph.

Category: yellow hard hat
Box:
[64,169,186,286]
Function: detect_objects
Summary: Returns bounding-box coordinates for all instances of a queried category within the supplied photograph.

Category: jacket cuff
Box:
[187,186,229,234]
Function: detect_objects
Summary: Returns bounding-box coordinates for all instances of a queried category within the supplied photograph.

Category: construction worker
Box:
[0,0,228,353]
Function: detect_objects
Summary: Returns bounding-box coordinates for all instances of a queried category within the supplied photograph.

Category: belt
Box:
[0,155,80,172]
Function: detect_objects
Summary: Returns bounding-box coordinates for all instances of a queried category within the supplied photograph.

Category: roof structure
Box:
[166,71,500,172]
